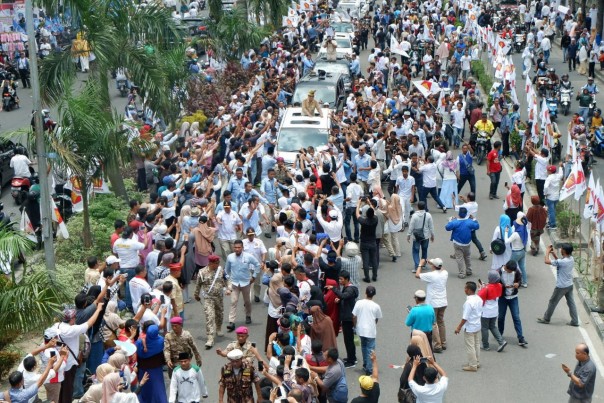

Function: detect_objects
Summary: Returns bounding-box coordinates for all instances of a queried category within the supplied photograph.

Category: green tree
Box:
[39,0,184,200]
[248,0,289,27]
[208,7,270,59]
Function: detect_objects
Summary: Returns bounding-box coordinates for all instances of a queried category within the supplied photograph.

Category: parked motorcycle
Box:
[11,176,31,205]
[2,90,16,111]
[559,87,572,116]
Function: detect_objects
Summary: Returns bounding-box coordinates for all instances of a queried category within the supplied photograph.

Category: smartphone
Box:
[320,272,325,281]
[307,316,313,325]
[160,295,165,304]
[478,279,483,286]
[406,305,412,312]
[50,351,56,357]
[258,361,264,371]
[275,387,283,397]
[420,357,428,364]
[251,342,256,348]
[297,357,303,367]
[143,295,152,305]
[504,181,508,187]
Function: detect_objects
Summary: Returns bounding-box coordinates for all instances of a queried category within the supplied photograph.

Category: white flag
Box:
[50,198,69,239]
[584,174,596,219]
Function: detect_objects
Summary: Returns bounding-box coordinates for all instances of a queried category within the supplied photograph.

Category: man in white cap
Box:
[316,208,343,246]
[415,258,449,353]
[218,349,261,403]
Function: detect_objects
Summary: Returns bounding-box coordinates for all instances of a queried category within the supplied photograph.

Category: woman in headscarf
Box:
[505,212,529,287]
[80,364,116,403]
[101,301,125,349]
[410,330,432,358]
[135,325,167,403]
[264,273,284,350]
[101,372,149,403]
[526,195,547,256]
[189,215,216,271]
[383,193,403,262]
[399,344,431,396]
[323,278,340,336]
[309,305,338,351]
[503,183,522,223]
[491,214,514,270]
[278,286,299,312]
[108,351,133,391]
[437,151,458,209]
[478,270,507,351]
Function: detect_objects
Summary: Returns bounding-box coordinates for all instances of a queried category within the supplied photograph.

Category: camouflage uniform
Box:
[224,340,255,364]
[194,265,228,346]
[218,361,260,403]
[163,329,202,369]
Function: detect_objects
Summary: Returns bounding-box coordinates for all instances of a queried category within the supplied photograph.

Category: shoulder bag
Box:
[412,213,427,242]
[459,153,475,175]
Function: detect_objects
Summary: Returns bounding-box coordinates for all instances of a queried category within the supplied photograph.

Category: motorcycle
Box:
[592,126,604,158]
[10,176,31,205]
[589,98,597,118]
[546,96,558,121]
[536,76,549,98]
[514,32,525,53]
[52,193,73,223]
[559,87,572,116]
[117,79,129,97]
[475,130,491,165]
[2,90,16,111]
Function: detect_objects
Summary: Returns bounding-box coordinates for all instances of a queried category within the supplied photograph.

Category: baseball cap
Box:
[128,220,143,230]
[414,289,426,299]
[329,210,339,219]
[359,375,375,390]
[547,165,557,173]
[44,327,59,340]
[429,258,443,267]
[106,255,121,265]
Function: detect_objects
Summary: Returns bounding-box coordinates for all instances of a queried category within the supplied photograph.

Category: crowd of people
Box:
[2,0,604,400]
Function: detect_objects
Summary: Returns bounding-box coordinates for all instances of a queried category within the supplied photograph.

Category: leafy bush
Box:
[0,350,20,380]
[179,111,208,129]
[556,201,581,238]
[471,60,494,105]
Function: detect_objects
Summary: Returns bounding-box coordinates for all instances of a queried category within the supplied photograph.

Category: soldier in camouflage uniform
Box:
[216,326,259,364]
[218,349,261,403]
[163,316,202,378]
[194,254,228,348]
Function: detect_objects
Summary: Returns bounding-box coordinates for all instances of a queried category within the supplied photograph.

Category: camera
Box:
[420,357,428,364]
[143,295,152,305]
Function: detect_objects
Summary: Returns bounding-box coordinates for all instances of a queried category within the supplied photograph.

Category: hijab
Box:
[136,325,164,358]
[309,306,338,351]
[410,330,432,359]
[442,151,457,171]
[108,351,127,369]
[387,194,403,225]
[513,212,529,246]
[278,287,299,309]
[508,183,522,207]
[101,372,121,403]
[268,273,284,308]
[96,364,116,382]
[499,214,513,238]
[103,300,124,333]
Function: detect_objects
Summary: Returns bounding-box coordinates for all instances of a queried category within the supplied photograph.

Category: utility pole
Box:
[25,0,56,277]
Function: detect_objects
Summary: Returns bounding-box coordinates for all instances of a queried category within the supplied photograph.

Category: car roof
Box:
[298,71,343,85]
[281,108,330,128]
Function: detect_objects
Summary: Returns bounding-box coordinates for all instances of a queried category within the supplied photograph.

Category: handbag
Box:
[398,387,417,403]
[491,227,507,255]
[412,213,427,242]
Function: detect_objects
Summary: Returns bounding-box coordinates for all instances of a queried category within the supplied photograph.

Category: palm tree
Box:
[248,0,289,27]
[38,0,185,200]
[208,8,270,59]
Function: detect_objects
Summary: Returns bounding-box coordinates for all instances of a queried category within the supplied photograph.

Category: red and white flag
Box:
[51,197,69,239]
[19,210,37,243]
[594,179,604,223]
[584,174,596,219]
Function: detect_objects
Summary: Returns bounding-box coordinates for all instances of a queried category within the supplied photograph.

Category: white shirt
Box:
[242,238,267,263]
[129,276,152,313]
[316,211,343,242]
[454,201,478,219]
[10,155,32,178]
[352,299,382,338]
[450,108,465,129]
[298,278,315,303]
[482,296,499,318]
[409,377,448,403]
[56,322,90,370]
[544,170,562,201]
[396,175,415,199]
[419,163,438,188]
[419,270,448,308]
[534,155,548,180]
[462,294,483,332]
[460,55,471,70]
[346,183,363,205]
[216,210,242,240]
[112,237,145,268]
[168,366,208,403]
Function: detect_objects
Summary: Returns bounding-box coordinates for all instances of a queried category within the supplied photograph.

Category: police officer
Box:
[194,254,228,349]
[218,349,261,403]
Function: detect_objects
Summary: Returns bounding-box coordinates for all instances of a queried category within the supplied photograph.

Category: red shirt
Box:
[487,149,502,173]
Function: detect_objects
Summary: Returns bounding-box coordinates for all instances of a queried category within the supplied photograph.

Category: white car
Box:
[318,34,354,58]
[276,108,331,166]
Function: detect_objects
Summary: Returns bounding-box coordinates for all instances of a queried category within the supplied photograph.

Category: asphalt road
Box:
[3,28,604,402]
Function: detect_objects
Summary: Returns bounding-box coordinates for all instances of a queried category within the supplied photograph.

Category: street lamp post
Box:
[24,0,57,277]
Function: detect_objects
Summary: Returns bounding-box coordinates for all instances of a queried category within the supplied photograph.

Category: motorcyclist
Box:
[577,87,593,122]
[473,111,495,152]
[571,117,589,148]
[10,146,33,179]
[590,108,603,133]
[560,74,572,90]
[582,76,599,95]
[500,24,514,39]
[1,78,19,109]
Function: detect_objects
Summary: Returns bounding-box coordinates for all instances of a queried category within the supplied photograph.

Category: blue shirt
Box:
[552,256,574,288]
[445,218,480,245]
[10,385,38,403]
[225,252,261,286]
[261,155,277,180]
[227,177,248,204]
[261,177,282,204]
[215,200,239,215]
[458,152,474,176]
[238,189,268,207]
[405,304,435,332]
[354,153,372,181]
[349,59,360,75]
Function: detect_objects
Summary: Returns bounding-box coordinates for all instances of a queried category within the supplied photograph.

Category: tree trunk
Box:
[106,156,129,202]
[80,179,93,248]
[238,0,249,20]
[598,0,604,38]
